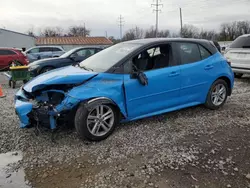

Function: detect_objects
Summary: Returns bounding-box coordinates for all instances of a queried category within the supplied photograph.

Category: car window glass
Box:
[53,47,62,52]
[230,36,250,48]
[29,48,39,53]
[0,50,16,55]
[199,45,211,60]
[177,43,201,64]
[39,47,52,52]
[132,44,174,72]
[76,49,95,57]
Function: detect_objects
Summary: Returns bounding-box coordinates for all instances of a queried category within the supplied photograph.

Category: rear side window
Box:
[53,47,62,52]
[230,36,250,48]
[39,47,53,52]
[176,43,201,64]
[0,50,16,55]
[199,45,211,60]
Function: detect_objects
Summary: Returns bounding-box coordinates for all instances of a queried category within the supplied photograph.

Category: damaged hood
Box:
[23,66,98,92]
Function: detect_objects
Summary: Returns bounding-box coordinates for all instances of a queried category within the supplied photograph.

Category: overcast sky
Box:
[0,0,250,38]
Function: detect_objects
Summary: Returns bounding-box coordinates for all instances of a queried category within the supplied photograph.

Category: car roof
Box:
[30,46,63,48]
[123,38,211,45]
[0,47,20,51]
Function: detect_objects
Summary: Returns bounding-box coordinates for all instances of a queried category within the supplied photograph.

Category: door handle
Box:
[169,71,180,77]
[204,65,214,70]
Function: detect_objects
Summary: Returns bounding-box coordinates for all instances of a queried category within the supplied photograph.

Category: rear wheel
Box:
[205,79,229,110]
[75,102,118,141]
[234,73,243,78]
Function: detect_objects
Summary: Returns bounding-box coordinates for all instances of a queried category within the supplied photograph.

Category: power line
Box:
[151,0,163,37]
[118,15,124,40]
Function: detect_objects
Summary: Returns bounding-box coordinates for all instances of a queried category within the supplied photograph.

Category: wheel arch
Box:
[39,65,56,73]
[216,76,232,96]
[81,97,126,120]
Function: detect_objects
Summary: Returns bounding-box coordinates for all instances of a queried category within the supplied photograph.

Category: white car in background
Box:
[224,34,250,78]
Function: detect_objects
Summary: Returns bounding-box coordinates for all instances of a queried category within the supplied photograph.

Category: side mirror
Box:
[131,70,148,86]
[138,71,148,86]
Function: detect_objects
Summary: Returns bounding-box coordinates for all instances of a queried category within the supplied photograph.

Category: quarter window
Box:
[177,43,201,64]
[199,45,211,60]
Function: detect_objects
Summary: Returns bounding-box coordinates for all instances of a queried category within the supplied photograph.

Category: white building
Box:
[35,36,113,51]
[0,28,36,49]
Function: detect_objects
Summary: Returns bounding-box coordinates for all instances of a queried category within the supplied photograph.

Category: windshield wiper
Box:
[80,65,94,72]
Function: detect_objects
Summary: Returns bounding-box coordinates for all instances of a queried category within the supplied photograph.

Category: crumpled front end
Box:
[15,87,81,129]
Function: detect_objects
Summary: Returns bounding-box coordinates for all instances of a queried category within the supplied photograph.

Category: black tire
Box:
[9,81,16,89]
[234,73,243,78]
[40,67,54,74]
[205,79,229,110]
[23,80,28,84]
[75,102,119,141]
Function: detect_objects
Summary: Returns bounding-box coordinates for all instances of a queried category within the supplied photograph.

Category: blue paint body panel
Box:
[15,51,234,129]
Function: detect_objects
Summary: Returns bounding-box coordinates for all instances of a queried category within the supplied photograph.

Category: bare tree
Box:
[40,27,64,37]
[67,25,90,37]
[145,26,170,38]
[181,24,199,38]
[122,26,144,41]
[27,27,35,37]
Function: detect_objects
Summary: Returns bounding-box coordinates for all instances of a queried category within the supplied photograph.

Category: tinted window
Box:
[29,48,39,53]
[75,49,95,57]
[177,43,201,64]
[199,45,211,60]
[230,36,250,48]
[0,49,16,55]
[39,47,52,52]
[53,47,62,52]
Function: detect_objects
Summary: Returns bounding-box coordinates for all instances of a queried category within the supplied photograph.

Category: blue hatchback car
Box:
[15,38,234,141]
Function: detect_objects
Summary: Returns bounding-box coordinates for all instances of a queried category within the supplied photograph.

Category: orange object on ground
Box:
[0,84,5,98]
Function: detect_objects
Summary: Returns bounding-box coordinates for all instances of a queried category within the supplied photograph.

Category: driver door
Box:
[123,43,182,119]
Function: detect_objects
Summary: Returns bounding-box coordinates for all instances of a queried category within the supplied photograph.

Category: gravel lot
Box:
[0,72,250,188]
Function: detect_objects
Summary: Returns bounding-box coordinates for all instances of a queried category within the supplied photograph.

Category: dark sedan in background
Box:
[28,47,103,76]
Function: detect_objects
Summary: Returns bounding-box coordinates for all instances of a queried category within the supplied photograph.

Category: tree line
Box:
[28,20,250,43]
[116,20,250,43]
[27,25,90,37]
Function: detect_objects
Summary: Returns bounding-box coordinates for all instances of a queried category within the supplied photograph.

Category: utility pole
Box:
[118,15,124,40]
[180,8,183,37]
[151,0,163,38]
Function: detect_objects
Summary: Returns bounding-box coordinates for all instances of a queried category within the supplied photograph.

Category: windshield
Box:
[79,43,142,72]
[60,48,77,58]
[230,36,250,48]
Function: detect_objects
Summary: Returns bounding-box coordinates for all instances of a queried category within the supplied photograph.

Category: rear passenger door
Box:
[174,42,216,105]
[39,47,53,59]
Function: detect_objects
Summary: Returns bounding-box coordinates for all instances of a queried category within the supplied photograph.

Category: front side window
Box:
[76,49,95,57]
[177,43,201,64]
[129,43,175,72]
[28,48,39,53]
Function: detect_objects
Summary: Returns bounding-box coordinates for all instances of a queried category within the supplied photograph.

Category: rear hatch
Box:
[224,35,250,69]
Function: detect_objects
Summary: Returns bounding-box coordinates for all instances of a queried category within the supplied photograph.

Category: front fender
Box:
[66,81,127,118]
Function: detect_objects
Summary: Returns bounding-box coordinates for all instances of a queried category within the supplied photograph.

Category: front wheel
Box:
[75,103,118,141]
[205,79,229,110]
